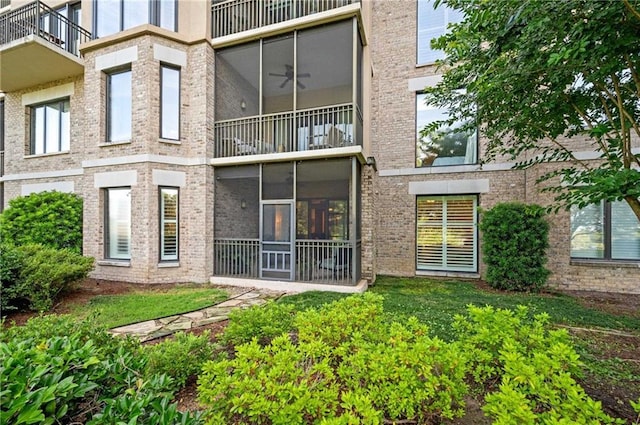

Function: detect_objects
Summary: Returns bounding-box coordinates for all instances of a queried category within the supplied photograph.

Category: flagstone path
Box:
[109,288,286,342]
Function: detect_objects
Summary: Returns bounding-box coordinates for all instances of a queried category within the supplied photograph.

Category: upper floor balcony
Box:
[212,0,359,38]
[212,18,363,161]
[0,0,90,92]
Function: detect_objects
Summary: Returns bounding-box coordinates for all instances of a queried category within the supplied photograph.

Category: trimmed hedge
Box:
[479,202,550,292]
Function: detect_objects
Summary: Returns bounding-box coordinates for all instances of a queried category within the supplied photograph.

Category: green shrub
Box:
[199,293,469,424]
[0,191,83,253]
[1,315,196,425]
[454,305,623,424]
[479,202,550,291]
[221,302,297,346]
[145,331,216,387]
[0,243,26,311]
[3,244,95,312]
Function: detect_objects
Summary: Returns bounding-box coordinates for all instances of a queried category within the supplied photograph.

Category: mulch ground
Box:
[3,278,640,423]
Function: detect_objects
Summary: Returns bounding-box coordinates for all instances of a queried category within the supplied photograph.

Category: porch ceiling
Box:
[0,36,84,92]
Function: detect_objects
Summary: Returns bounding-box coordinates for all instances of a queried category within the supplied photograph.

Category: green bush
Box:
[1,315,198,425]
[454,305,623,424]
[221,302,297,346]
[0,191,83,253]
[479,202,550,291]
[0,243,25,311]
[198,293,469,424]
[1,244,94,312]
[145,331,216,388]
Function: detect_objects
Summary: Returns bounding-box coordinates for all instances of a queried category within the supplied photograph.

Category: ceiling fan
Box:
[268,64,311,89]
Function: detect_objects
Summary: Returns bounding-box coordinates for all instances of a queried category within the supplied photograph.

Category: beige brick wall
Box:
[369,0,639,293]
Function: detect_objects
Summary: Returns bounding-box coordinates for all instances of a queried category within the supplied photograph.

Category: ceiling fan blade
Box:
[298,73,311,78]
[269,72,287,77]
[296,80,306,90]
[280,79,289,88]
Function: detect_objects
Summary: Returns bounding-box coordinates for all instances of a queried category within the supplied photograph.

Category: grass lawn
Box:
[281,276,640,393]
[282,276,640,338]
[68,286,228,328]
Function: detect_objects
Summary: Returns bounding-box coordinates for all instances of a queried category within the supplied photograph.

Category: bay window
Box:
[95,0,177,38]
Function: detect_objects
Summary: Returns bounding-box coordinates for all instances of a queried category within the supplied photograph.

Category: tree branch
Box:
[623,55,640,98]
[610,73,632,168]
[623,0,640,21]
[564,95,611,156]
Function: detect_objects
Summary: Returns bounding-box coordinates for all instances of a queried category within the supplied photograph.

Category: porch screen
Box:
[416,195,477,272]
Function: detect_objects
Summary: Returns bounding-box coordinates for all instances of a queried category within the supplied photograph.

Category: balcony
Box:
[214,103,362,158]
[212,0,359,38]
[0,1,91,92]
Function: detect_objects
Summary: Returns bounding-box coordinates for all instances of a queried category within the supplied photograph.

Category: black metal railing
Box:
[212,0,359,38]
[0,0,10,10]
[214,103,361,158]
[0,0,91,56]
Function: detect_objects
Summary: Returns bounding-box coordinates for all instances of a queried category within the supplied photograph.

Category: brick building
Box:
[0,0,638,293]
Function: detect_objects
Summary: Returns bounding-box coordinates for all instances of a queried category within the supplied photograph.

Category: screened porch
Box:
[213,158,361,285]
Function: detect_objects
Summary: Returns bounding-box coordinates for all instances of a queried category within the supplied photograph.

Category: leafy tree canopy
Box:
[424,0,640,220]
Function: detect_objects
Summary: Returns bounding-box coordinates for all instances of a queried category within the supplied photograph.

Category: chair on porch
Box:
[318,246,351,280]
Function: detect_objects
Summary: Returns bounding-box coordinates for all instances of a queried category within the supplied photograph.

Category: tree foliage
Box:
[0,191,83,253]
[425,0,640,220]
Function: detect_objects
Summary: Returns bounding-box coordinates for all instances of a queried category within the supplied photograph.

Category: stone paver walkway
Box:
[110,288,285,342]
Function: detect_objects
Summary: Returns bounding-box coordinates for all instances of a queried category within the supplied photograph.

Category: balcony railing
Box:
[212,0,359,38]
[214,237,358,285]
[214,103,362,158]
[0,0,91,56]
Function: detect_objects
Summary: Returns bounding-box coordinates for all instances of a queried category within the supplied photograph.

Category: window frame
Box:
[160,64,181,141]
[106,67,132,143]
[416,194,478,272]
[416,0,464,66]
[159,186,179,262]
[104,187,132,261]
[415,91,477,168]
[29,97,71,155]
[93,0,178,38]
[570,200,640,262]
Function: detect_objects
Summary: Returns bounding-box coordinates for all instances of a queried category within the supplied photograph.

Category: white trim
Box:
[210,276,368,294]
[95,46,138,71]
[22,83,74,106]
[408,75,442,92]
[97,260,131,267]
[409,179,490,195]
[21,181,74,195]
[83,154,208,168]
[153,44,187,67]
[2,168,83,182]
[94,170,137,188]
[210,146,363,166]
[153,170,186,187]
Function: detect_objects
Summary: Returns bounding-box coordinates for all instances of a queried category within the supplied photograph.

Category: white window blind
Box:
[611,201,640,260]
[160,187,179,261]
[107,188,131,260]
[417,0,464,64]
[417,195,477,272]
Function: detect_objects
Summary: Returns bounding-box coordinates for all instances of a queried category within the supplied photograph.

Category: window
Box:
[417,195,477,272]
[95,0,177,38]
[417,0,464,64]
[106,68,132,143]
[571,200,640,261]
[160,65,180,140]
[416,93,476,167]
[105,188,131,260]
[30,99,70,155]
[160,187,179,261]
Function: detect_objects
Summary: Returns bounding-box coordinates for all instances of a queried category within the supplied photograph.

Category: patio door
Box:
[260,202,294,280]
